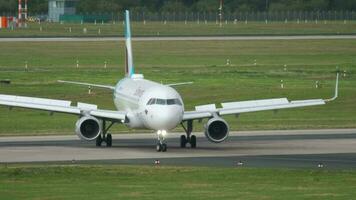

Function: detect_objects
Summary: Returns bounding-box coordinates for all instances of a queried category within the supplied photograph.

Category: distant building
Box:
[48,0,77,22]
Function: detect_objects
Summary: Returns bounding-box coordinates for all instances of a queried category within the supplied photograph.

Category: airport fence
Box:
[126,10,356,22]
[2,10,356,23]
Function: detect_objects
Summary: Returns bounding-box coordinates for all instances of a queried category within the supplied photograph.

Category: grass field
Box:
[0,21,356,37]
[0,165,356,200]
[0,39,355,135]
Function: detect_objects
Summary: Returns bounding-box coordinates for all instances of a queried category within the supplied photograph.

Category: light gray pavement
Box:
[0,129,356,168]
[0,35,356,42]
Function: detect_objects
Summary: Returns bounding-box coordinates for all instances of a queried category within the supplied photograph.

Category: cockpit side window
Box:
[147,98,156,105]
[174,99,182,105]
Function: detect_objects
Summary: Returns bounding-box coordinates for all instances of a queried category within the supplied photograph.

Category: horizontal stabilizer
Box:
[58,80,115,90]
[166,82,194,87]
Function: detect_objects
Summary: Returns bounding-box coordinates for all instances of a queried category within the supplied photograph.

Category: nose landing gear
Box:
[156,142,167,152]
[180,120,197,148]
[156,130,167,152]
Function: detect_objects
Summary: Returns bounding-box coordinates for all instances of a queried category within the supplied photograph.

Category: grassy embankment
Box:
[0,165,356,200]
[0,21,355,37]
[0,39,355,135]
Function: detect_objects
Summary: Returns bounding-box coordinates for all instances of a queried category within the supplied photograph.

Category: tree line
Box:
[1,0,356,15]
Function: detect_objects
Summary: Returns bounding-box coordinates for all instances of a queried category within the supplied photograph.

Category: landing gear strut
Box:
[96,120,115,147]
[156,130,167,152]
[181,120,197,148]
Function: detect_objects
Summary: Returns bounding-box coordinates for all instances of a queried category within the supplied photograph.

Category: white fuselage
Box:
[113,75,184,131]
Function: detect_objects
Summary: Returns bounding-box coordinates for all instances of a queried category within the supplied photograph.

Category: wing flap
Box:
[195,104,217,112]
[90,110,126,121]
[221,98,289,109]
[77,102,98,110]
[183,111,212,121]
[219,99,325,115]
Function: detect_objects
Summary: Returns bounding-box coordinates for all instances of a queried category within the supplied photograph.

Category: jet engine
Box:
[75,116,102,141]
[204,117,229,143]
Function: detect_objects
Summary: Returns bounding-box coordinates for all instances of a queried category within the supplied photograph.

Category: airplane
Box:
[0,10,339,152]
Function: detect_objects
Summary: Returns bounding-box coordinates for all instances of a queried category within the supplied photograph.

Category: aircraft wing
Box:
[0,94,126,121]
[183,74,339,121]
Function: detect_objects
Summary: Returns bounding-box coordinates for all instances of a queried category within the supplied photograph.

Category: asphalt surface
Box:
[0,35,356,42]
[1,129,356,168]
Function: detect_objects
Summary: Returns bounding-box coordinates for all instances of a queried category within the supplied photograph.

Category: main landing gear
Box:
[156,130,167,152]
[96,120,115,147]
[180,120,197,148]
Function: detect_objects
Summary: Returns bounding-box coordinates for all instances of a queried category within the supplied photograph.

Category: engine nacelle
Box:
[204,117,229,143]
[75,116,102,141]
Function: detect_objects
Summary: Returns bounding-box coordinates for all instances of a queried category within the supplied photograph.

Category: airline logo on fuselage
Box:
[133,88,145,97]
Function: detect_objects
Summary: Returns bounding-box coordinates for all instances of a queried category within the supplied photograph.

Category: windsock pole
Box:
[24,0,28,20]
[18,0,22,20]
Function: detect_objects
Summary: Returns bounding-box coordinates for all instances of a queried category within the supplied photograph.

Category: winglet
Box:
[124,10,135,78]
[325,73,339,102]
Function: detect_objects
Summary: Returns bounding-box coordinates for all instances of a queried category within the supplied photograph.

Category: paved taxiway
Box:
[0,129,356,168]
[0,35,356,42]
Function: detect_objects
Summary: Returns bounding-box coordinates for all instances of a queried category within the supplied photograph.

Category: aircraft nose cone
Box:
[148,106,183,130]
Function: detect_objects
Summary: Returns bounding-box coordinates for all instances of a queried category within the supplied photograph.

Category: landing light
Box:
[161,130,167,137]
[157,130,167,137]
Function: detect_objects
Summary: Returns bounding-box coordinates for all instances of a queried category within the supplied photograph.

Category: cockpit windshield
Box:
[147,98,182,106]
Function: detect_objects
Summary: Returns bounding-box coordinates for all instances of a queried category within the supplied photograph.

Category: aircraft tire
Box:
[190,135,197,148]
[180,135,187,148]
[106,133,112,147]
[162,143,167,152]
[96,135,102,147]
[156,143,162,152]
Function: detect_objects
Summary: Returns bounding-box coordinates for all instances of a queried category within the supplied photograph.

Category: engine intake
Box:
[204,117,229,143]
[75,116,102,141]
